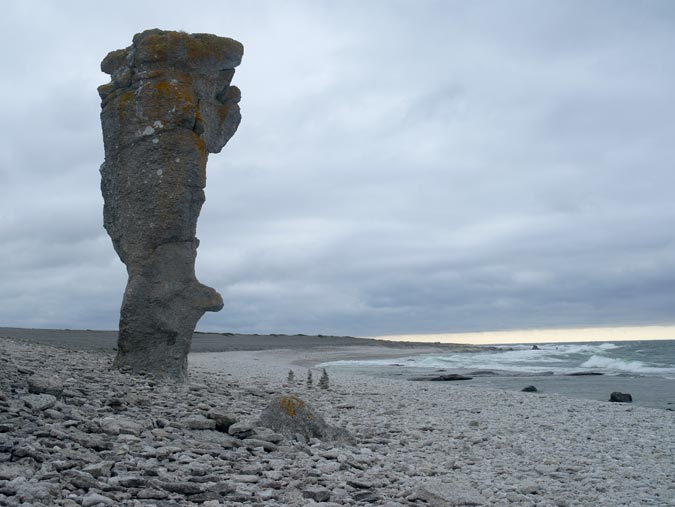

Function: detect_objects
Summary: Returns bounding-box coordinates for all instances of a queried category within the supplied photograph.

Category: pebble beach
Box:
[1,334,674,507]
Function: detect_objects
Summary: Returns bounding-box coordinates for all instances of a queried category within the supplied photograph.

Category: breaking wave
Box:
[322,340,675,378]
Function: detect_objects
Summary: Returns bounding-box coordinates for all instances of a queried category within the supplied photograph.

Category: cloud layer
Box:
[1,1,674,335]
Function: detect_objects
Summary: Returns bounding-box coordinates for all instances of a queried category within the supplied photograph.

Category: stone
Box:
[98,416,146,436]
[522,385,538,392]
[354,490,380,502]
[137,488,169,499]
[184,414,216,430]
[108,474,146,488]
[44,408,63,419]
[207,409,237,432]
[82,492,114,506]
[347,479,372,489]
[243,438,278,452]
[62,470,99,489]
[27,374,63,396]
[609,392,632,403]
[518,481,540,494]
[228,421,254,438]
[159,481,204,495]
[250,427,284,443]
[303,486,332,502]
[257,395,354,443]
[82,461,114,478]
[21,394,56,411]
[416,478,484,506]
[98,29,243,381]
[68,430,113,451]
[0,463,35,480]
[12,444,46,462]
[5,477,59,502]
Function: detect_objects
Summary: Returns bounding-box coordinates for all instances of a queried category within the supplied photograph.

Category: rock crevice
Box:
[99,29,243,381]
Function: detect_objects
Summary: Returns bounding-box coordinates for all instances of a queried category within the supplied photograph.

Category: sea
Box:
[322,340,675,410]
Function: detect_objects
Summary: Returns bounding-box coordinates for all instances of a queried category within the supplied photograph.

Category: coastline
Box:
[0,327,486,354]
[1,333,674,505]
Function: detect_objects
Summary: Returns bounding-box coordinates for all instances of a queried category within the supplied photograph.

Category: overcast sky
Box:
[1,1,674,336]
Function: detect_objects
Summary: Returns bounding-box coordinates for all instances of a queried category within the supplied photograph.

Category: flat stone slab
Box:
[417,478,484,506]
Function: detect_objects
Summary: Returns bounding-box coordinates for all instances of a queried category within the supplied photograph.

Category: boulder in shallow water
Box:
[521,385,538,393]
[409,374,472,381]
[609,392,632,403]
[257,395,353,443]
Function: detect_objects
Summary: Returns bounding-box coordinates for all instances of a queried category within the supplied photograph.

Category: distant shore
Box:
[0,326,486,354]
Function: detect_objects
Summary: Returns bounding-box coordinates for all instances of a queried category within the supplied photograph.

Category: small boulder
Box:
[417,478,484,506]
[303,486,331,502]
[27,374,63,397]
[609,392,632,403]
[159,481,204,495]
[62,470,99,490]
[250,427,284,443]
[521,385,538,393]
[243,439,278,452]
[97,416,146,436]
[354,490,379,502]
[183,415,216,430]
[82,461,114,478]
[0,463,35,481]
[228,421,255,438]
[207,409,237,432]
[82,492,114,507]
[22,394,57,411]
[257,395,353,443]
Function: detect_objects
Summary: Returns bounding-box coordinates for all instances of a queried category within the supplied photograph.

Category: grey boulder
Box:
[257,395,353,443]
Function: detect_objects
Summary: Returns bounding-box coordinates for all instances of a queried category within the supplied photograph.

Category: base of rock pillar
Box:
[113,345,189,382]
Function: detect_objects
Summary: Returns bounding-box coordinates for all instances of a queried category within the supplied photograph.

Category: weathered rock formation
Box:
[98,29,243,381]
[257,395,354,443]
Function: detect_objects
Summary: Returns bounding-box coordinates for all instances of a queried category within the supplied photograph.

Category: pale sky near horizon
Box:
[373,325,675,345]
[1,1,674,336]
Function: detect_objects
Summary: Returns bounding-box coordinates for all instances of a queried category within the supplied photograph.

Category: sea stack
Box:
[98,29,243,381]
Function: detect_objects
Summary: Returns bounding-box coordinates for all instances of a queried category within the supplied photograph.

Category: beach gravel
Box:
[0,336,674,506]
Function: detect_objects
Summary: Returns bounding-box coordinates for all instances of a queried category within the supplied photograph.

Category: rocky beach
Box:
[1,332,674,506]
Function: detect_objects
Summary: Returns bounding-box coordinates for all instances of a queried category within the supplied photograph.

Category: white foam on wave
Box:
[580,355,675,376]
[494,342,619,354]
[321,341,675,378]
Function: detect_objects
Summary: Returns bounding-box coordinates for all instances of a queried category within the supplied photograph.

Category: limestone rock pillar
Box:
[98,29,243,381]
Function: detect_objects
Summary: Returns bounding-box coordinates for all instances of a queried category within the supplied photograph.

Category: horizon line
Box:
[370,324,675,345]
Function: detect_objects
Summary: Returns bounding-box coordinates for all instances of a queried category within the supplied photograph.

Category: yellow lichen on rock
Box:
[279,396,305,417]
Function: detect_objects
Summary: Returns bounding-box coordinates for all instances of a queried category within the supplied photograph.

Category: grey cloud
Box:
[1,0,674,336]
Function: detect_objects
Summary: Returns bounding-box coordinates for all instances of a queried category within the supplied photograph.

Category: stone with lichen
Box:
[257,395,354,443]
[98,29,243,381]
